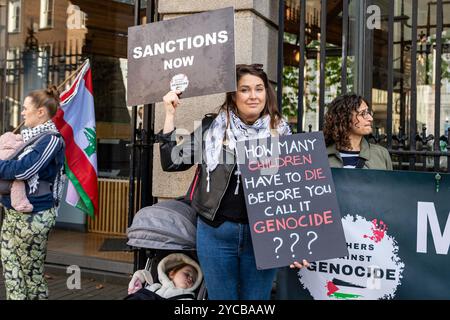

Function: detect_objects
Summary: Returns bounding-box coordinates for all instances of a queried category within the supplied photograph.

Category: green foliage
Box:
[422,33,450,84]
[282,65,299,120]
[281,50,354,129]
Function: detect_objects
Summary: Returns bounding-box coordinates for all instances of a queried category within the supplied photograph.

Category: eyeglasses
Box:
[356,109,374,119]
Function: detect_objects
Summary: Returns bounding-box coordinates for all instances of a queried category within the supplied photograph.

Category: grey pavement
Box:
[0,265,129,300]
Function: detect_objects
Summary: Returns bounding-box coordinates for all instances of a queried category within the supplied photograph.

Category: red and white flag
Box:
[53,60,98,217]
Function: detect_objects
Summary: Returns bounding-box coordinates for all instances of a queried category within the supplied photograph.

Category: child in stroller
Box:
[127,253,203,300]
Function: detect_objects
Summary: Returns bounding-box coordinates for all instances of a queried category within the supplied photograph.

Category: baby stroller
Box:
[126,198,207,300]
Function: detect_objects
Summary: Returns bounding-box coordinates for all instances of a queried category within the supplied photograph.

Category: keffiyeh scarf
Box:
[204,110,291,193]
[20,120,64,205]
[21,120,58,142]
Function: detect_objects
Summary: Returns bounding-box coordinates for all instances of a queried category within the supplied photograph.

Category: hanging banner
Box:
[276,169,450,300]
[238,132,348,270]
[127,7,236,106]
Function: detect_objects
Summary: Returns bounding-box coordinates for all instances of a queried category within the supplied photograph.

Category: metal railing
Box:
[2,41,84,132]
[278,0,450,172]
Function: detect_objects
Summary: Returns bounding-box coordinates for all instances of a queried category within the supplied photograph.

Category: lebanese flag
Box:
[53,60,98,217]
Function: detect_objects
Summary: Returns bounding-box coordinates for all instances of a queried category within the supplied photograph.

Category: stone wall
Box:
[153,0,279,198]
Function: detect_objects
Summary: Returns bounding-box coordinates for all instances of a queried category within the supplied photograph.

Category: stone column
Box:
[153,0,279,199]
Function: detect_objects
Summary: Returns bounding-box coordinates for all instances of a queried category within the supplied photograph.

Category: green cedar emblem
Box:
[83,127,97,157]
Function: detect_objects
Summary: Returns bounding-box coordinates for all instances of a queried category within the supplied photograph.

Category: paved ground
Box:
[0,266,129,300]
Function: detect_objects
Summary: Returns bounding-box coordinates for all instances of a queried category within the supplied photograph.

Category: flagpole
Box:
[130,0,141,273]
[12,59,89,134]
[56,58,89,91]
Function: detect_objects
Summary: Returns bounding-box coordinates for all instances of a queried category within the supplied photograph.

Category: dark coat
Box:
[157,114,236,222]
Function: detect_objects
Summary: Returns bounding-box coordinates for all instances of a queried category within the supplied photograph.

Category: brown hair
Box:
[168,263,197,280]
[323,94,370,150]
[219,64,282,130]
[27,85,60,118]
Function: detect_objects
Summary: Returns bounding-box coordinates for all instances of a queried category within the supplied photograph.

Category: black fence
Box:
[278,0,450,172]
[1,33,84,133]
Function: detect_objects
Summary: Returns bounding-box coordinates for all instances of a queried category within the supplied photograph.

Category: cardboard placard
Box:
[238,132,348,270]
[127,7,236,106]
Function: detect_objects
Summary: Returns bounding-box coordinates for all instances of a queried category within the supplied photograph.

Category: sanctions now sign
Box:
[127,7,236,106]
[238,133,348,270]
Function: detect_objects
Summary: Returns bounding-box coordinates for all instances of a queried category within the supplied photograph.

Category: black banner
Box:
[276,169,450,299]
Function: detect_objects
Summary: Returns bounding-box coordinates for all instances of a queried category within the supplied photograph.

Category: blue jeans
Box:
[196,218,277,300]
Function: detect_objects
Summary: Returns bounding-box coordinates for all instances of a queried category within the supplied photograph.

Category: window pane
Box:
[3,0,136,177]
[8,0,20,32]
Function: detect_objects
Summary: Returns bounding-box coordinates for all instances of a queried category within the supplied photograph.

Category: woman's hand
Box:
[162,90,181,134]
[289,259,310,269]
[163,90,181,116]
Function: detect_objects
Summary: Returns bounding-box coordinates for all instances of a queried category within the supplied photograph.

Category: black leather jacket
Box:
[158,114,236,221]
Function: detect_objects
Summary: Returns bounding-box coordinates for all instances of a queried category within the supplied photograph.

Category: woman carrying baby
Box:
[0,86,65,300]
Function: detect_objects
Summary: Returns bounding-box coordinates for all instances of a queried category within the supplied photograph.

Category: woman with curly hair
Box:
[323,94,392,170]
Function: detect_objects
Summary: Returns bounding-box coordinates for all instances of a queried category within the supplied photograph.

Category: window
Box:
[37,45,51,82]
[6,47,19,83]
[7,0,20,33]
[39,0,53,29]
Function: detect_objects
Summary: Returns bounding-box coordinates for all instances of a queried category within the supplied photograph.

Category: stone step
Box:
[44,263,131,286]
[45,250,133,284]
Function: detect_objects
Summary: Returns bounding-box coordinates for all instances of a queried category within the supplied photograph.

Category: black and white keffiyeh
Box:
[20,120,64,206]
[204,110,291,193]
[21,119,59,142]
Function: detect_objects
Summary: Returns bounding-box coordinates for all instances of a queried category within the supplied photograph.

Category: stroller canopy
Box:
[127,199,197,251]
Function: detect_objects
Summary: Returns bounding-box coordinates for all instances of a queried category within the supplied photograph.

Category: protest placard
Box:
[127,7,236,106]
[238,132,348,269]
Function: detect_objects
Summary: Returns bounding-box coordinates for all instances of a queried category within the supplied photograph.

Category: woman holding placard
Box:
[323,94,392,170]
[158,64,308,300]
